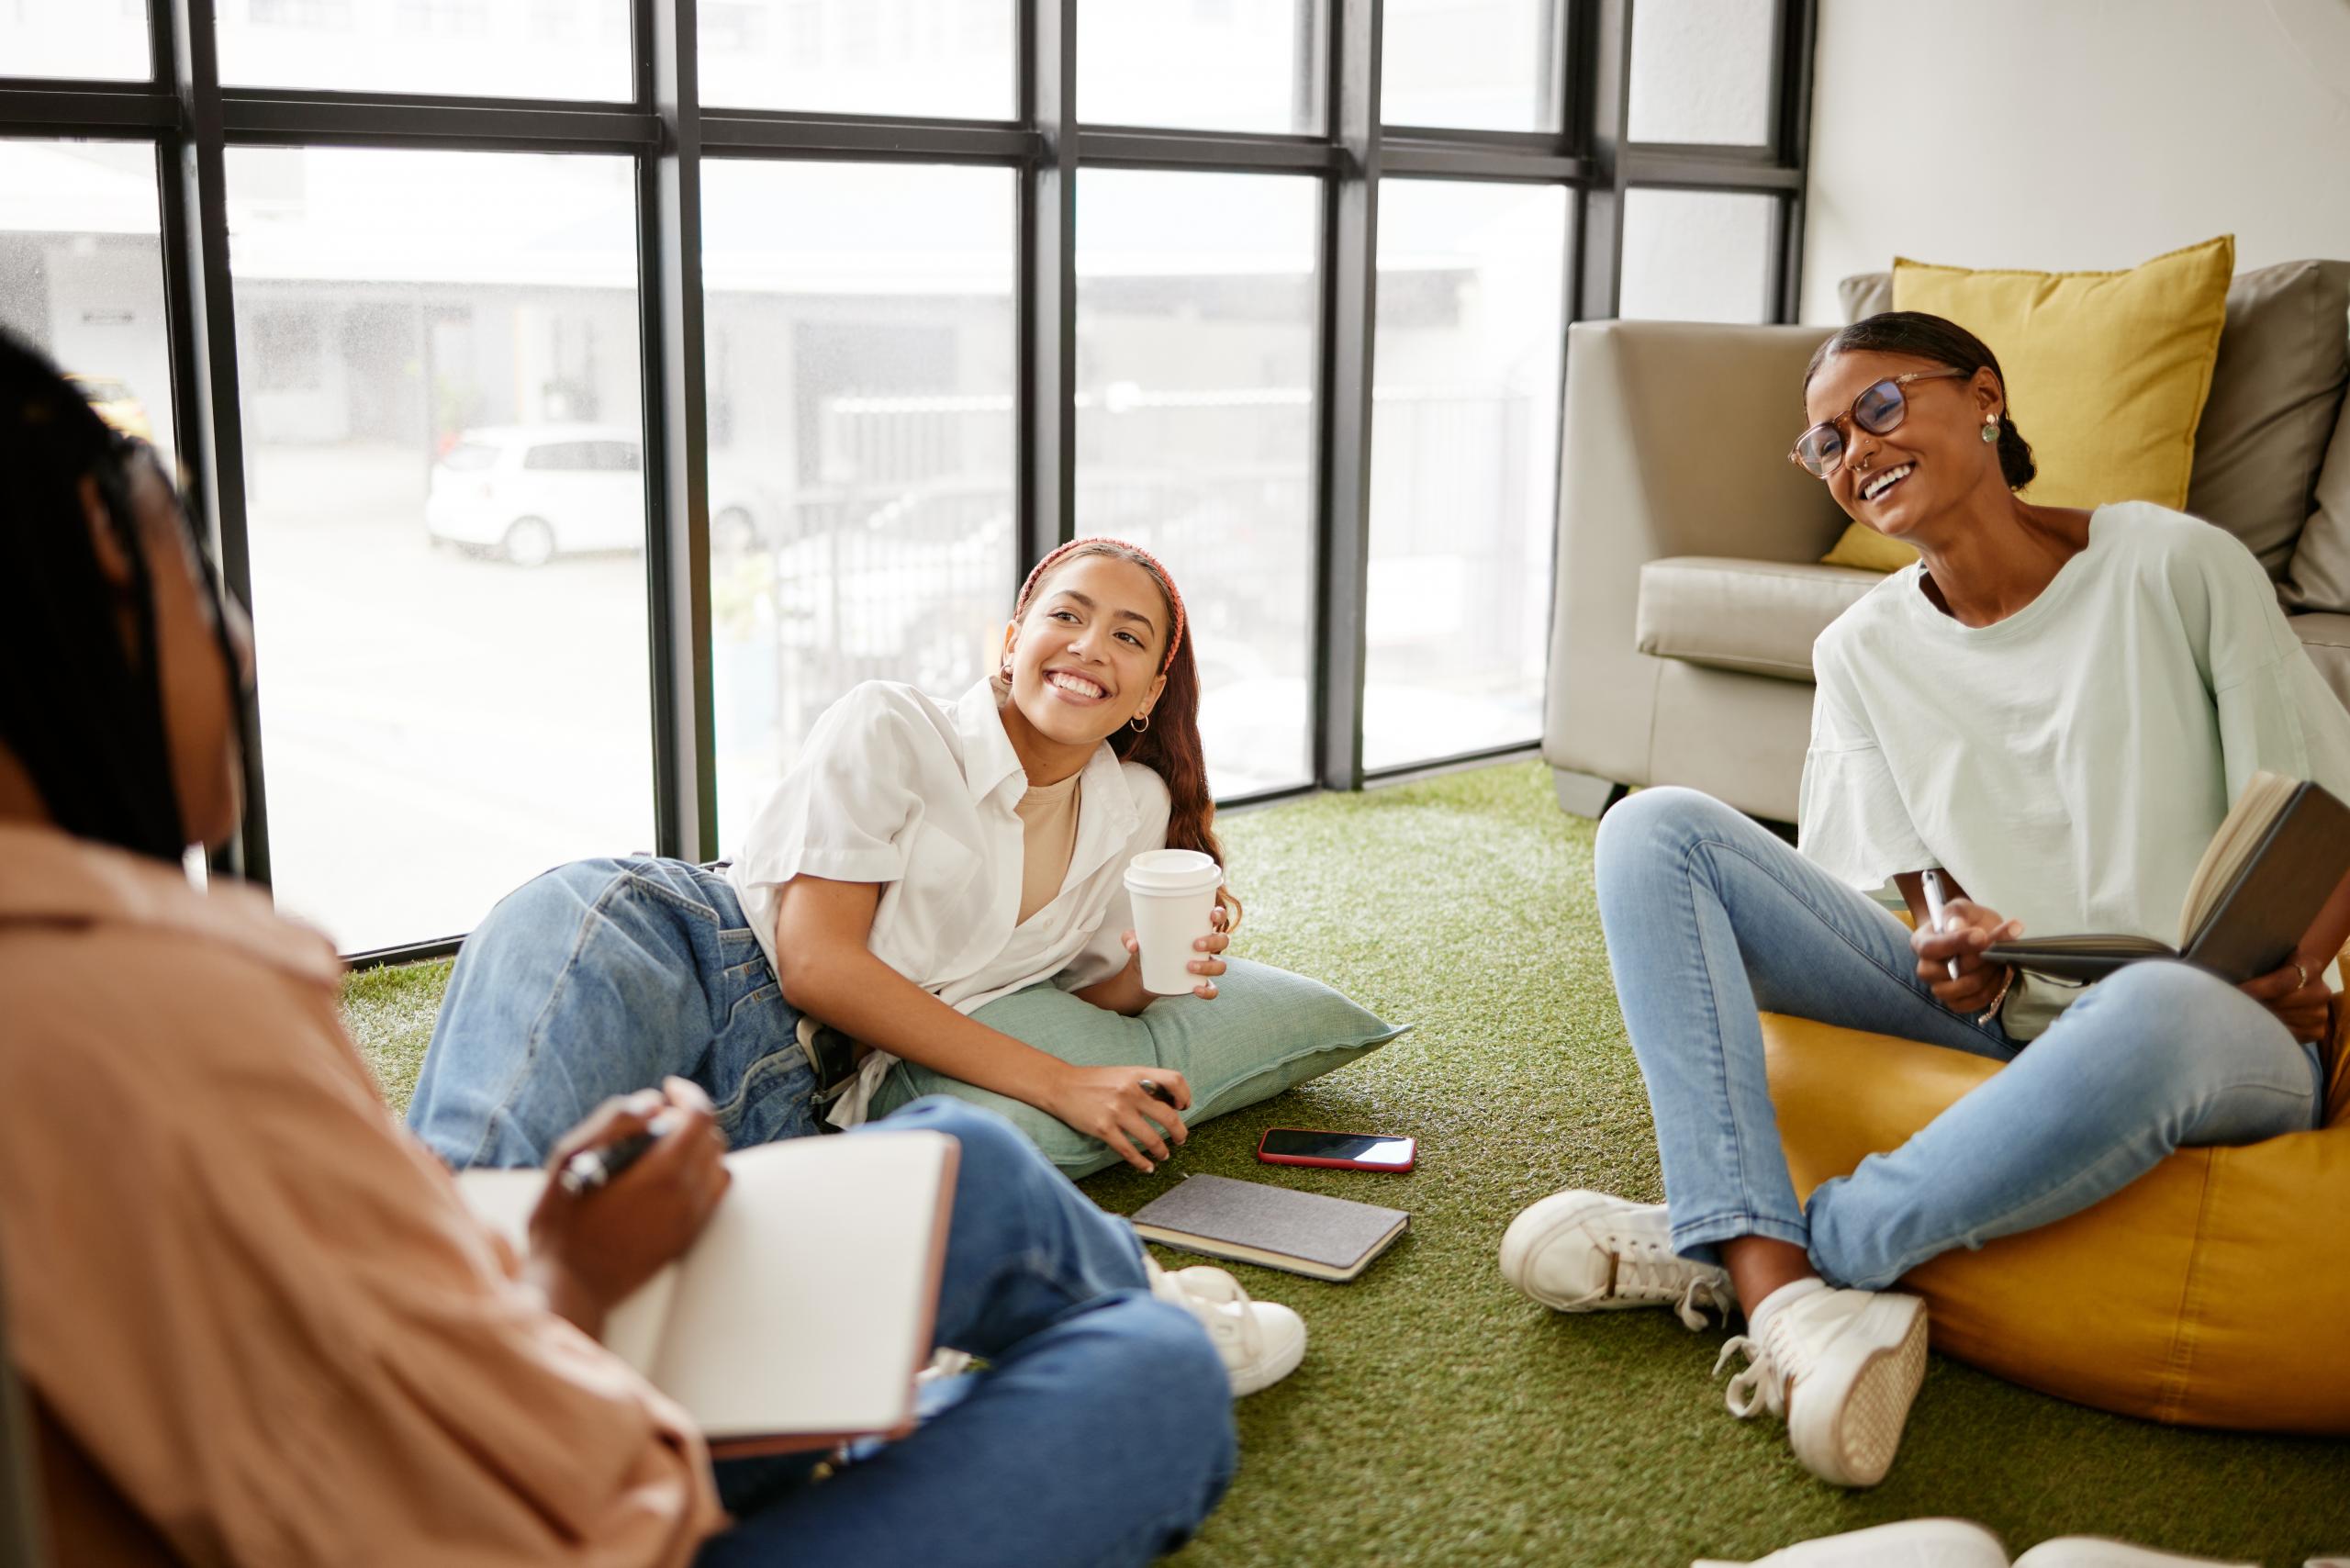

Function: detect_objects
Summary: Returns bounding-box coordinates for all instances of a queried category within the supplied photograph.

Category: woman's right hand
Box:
[1045,1065,1192,1173]
[1910,897,2025,1014]
[524,1078,731,1338]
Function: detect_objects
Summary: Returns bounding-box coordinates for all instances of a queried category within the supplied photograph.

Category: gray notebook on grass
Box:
[1130,1174,1408,1282]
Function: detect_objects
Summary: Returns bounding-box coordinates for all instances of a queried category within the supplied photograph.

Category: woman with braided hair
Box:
[409,534,1308,1395]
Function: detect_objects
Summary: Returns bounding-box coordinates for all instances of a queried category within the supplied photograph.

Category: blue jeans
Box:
[1595,788,2326,1291]
[703,1100,1237,1568]
[404,861,1235,1564]
[408,857,820,1170]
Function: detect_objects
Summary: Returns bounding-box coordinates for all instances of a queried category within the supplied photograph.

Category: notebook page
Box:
[2178,771,2296,943]
[647,1130,955,1441]
[452,1168,680,1373]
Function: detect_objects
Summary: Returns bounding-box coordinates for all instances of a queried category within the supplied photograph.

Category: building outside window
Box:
[0,0,1809,957]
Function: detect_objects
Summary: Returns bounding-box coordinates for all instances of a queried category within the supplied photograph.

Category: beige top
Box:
[0,824,723,1566]
[1013,771,1082,925]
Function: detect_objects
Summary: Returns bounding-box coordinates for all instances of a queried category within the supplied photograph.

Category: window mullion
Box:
[1313,0,1379,793]
[1774,0,1818,322]
[1017,0,1076,583]
[643,0,718,861]
[162,0,273,886]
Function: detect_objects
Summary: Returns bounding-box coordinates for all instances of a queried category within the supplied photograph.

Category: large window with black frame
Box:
[0,0,1812,962]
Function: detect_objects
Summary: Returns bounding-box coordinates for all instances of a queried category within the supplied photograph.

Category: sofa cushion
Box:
[1841,262,2350,581]
[2286,381,2350,616]
[2190,260,2350,580]
[1892,236,2234,512]
[2291,612,2350,711]
[1635,556,1882,682]
[1838,271,1894,321]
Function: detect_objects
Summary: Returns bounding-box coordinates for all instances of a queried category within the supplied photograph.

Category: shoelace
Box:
[1610,1247,1733,1331]
[1714,1310,1815,1420]
[1713,1336,1781,1419]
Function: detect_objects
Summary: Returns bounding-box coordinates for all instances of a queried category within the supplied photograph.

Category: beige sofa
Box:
[1543,263,2350,823]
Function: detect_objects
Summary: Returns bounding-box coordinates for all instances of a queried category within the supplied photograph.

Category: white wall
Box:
[1800,0,2350,324]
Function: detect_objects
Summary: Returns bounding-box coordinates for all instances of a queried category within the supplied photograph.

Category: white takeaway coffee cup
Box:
[1124,848,1225,996]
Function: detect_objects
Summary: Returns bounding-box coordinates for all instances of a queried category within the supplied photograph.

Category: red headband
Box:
[1015,537,1188,674]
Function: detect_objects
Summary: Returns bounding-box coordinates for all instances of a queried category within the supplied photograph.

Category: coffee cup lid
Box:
[1124,848,1223,891]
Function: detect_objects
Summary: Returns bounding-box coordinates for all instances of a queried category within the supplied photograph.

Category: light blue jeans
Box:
[1595,788,2327,1291]
[408,856,821,1170]
[703,1100,1236,1568]
[406,859,1236,1566]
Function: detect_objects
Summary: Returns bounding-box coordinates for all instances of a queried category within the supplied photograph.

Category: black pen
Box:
[1139,1078,1179,1108]
[557,1127,661,1197]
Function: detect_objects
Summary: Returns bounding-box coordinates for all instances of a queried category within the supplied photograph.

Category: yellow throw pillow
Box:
[1819,236,2236,571]
[1889,235,2233,511]
[1821,521,1919,573]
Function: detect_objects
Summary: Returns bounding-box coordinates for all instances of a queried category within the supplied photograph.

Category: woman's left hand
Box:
[2240,954,2333,1045]
[1120,905,1231,1000]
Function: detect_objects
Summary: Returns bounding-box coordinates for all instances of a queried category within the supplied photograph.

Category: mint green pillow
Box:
[867,958,1407,1176]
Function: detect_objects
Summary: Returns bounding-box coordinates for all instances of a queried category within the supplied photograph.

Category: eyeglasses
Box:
[1788,369,1971,478]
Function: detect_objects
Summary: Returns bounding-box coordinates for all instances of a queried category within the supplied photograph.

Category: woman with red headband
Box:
[407,536,1306,1398]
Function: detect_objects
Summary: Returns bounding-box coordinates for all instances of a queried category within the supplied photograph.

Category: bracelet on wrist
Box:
[1975,965,2015,1025]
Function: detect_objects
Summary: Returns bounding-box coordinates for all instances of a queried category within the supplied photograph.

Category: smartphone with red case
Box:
[1255,1127,1416,1172]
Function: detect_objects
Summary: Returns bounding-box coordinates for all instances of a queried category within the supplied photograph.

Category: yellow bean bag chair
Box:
[1759,1000,2350,1433]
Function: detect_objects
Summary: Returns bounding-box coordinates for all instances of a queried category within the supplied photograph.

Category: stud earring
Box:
[1981,416,1999,444]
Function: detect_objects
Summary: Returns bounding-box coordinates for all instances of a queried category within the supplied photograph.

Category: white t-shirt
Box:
[727,678,1171,1123]
[1799,502,2350,1038]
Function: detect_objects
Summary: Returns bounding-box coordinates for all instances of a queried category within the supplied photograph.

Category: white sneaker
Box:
[1692,1519,2265,1568]
[1714,1285,1929,1488]
[1146,1258,1307,1397]
[1498,1190,1736,1329]
[1692,1517,2008,1568]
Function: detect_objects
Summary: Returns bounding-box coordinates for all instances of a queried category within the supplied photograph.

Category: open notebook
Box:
[458,1129,957,1457]
[1695,1517,2275,1568]
[1985,772,2350,983]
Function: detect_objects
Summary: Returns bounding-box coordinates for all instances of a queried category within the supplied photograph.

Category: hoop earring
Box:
[1981,416,2000,444]
[1129,712,1151,734]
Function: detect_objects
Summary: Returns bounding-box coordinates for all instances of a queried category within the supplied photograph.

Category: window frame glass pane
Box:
[1627,0,1781,148]
[1363,175,1570,774]
[1379,0,1561,133]
[0,140,180,476]
[0,3,151,82]
[698,0,1017,120]
[216,0,634,102]
[225,145,657,954]
[699,159,1020,846]
[1079,0,1326,136]
[1617,186,1779,325]
[1074,166,1324,801]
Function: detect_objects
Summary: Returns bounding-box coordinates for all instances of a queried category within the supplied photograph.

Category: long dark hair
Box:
[1002,538,1241,931]
[0,330,188,861]
[1804,310,2039,491]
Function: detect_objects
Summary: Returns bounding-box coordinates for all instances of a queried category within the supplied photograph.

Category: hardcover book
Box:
[1129,1173,1408,1282]
[1984,772,2350,983]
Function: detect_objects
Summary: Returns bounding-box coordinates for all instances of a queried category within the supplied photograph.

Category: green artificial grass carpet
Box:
[343,761,2350,1567]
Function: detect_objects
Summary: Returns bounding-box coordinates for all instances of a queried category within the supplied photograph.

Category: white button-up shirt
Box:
[726,678,1172,1122]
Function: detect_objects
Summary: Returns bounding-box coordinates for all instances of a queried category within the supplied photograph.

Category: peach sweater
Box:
[0,825,722,1565]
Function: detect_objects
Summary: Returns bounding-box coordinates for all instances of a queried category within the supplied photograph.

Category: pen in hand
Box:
[557,1125,664,1197]
[1920,868,1964,981]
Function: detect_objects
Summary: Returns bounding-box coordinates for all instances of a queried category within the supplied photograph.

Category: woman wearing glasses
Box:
[1500,312,2350,1488]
